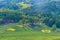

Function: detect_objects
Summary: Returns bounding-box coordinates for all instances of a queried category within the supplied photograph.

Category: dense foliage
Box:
[0,0,60,29]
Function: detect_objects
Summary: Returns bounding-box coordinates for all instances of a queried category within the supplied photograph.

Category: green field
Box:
[0,23,60,40]
[0,31,60,40]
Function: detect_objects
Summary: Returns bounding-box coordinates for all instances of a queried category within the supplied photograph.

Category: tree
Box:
[52,24,57,32]
[18,19,29,24]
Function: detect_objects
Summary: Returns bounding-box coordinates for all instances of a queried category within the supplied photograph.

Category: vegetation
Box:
[0,0,60,40]
[0,23,59,40]
[0,9,60,29]
[0,31,60,40]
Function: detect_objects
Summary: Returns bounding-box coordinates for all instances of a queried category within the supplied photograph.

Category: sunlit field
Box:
[0,23,60,40]
[0,31,60,40]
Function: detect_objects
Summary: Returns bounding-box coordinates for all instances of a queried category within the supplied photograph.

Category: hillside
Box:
[0,0,60,40]
[0,0,60,30]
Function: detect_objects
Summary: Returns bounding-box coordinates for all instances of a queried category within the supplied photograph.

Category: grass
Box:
[0,31,60,40]
[0,23,60,40]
